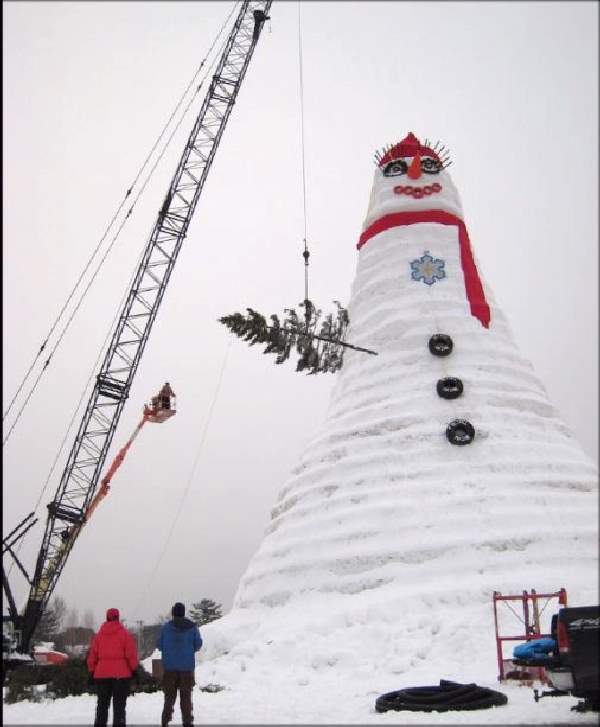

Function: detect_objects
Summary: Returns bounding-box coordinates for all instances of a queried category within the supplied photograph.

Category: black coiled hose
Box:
[375,679,508,713]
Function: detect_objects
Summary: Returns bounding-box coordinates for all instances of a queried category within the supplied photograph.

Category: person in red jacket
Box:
[87,607,139,726]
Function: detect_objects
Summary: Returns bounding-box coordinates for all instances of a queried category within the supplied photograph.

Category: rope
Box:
[2,201,126,425]
[536,596,554,621]
[2,0,239,446]
[503,599,526,626]
[131,338,232,620]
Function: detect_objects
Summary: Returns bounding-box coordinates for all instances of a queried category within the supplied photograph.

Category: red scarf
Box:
[357,210,490,328]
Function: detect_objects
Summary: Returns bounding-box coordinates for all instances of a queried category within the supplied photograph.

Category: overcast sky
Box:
[3,1,598,629]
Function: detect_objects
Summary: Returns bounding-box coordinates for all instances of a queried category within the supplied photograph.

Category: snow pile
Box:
[227,138,597,612]
[31,642,59,656]
[4,606,600,724]
[193,137,599,719]
[2,687,598,724]
[4,610,599,724]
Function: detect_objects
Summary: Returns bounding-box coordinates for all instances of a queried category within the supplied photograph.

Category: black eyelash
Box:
[431,140,452,169]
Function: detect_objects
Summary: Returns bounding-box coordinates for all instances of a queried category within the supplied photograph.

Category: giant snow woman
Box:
[203,133,598,681]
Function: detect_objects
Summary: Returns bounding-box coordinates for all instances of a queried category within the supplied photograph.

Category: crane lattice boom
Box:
[8,0,271,653]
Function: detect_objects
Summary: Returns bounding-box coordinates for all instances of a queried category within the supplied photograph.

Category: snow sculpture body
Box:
[200,134,598,689]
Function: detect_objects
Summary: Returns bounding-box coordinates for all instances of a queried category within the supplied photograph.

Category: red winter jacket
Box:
[87,620,139,679]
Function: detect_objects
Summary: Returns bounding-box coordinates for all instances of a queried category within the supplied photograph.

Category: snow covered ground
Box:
[3,666,598,724]
[4,589,599,725]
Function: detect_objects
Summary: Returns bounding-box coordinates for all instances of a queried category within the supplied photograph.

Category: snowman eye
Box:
[383,160,408,177]
[421,157,442,174]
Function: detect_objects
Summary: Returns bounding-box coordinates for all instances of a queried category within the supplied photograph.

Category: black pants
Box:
[161,670,194,726]
[94,678,131,726]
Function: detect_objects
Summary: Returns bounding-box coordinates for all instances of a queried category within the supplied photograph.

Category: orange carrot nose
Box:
[407,152,422,179]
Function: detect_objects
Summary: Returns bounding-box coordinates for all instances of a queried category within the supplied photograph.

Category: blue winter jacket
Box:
[157,617,202,671]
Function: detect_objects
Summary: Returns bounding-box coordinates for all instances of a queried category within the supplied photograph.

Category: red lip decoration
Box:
[393,183,442,199]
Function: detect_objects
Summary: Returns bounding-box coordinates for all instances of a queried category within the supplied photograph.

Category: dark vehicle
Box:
[514,606,599,712]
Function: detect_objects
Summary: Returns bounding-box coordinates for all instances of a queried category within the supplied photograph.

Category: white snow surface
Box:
[5,146,598,725]
[3,623,599,725]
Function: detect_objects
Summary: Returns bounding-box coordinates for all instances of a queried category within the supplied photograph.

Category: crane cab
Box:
[144,382,177,423]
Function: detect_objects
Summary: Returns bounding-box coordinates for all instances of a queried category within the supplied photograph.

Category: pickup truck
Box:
[513,606,599,712]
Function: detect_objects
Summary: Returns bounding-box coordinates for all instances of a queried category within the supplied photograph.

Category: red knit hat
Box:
[106,608,120,621]
[377,132,440,168]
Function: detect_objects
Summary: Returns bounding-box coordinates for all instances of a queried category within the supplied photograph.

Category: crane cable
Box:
[298,2,308,246]
[2,1,241,448]
[5,225,154,579]
[131,339,232,620]
[5,2,241,576]
[297,0,311,308]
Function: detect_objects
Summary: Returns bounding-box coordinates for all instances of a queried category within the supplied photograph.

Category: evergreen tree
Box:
[189,599,222,626]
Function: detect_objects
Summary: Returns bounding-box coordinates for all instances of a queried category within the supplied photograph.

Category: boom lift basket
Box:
[145,383,177,423]
[144,395,177,424]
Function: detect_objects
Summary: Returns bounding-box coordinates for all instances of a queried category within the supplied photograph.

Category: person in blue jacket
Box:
[157,602,202,727]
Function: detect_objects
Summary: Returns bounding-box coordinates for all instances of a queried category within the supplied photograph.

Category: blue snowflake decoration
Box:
[410,251,446,285]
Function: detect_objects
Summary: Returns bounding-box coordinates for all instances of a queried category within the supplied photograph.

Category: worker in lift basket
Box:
[87,608,139,727]
[157,602,202,727]
[159,382,175,411]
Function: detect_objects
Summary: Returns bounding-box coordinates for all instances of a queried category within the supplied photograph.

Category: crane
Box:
[2,0,272,656]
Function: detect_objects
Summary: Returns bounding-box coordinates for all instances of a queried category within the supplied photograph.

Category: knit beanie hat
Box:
[106,608,120,622]
[172,602,185,618]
